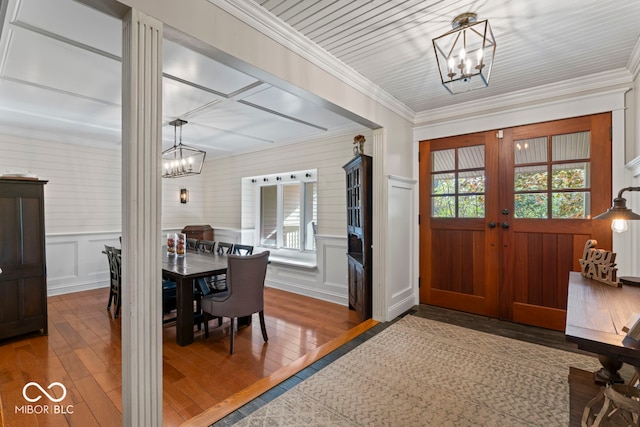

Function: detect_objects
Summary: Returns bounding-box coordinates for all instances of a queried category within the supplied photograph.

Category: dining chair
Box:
[202,251,270,354]
[162,279,177,323]
[186,238,198,251]
[197,239,216,253]
[232,244,254,255]
[216,242,234,255]
[210,242,234,291]
[104,245,122,318]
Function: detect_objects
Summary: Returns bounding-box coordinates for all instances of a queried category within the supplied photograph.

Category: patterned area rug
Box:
[233,315,601,426]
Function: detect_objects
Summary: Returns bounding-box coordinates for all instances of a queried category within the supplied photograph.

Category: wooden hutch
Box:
[0,178,48,340]
[343,154,373,320]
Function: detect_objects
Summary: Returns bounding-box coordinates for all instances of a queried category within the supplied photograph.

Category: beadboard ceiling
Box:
[0,0,639,158]
[244,0,640,114]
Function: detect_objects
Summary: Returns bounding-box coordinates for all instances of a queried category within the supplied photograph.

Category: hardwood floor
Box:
[0,287,363,426]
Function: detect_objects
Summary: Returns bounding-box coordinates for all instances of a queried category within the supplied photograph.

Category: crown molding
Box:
[208,0,415,124]
[414,68,635,125]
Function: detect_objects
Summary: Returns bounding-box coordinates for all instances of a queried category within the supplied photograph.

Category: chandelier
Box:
[432,12,496,94]
[162,119,206,178]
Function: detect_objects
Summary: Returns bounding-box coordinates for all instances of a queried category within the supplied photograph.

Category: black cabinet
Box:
[343,154,372,320]
[0,178,48,340]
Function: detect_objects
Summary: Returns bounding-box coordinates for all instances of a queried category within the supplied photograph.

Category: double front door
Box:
[419,113,612,330]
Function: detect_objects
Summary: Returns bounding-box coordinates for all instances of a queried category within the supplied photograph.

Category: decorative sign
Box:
[579,239,620,287]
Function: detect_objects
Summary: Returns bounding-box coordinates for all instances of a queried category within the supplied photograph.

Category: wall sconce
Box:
[593,187,640,233]
[180,188,189,204]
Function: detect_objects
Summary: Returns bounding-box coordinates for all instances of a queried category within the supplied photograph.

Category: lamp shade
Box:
[593,197,640,221]
[593,187,640,220]
[432,13,496,94]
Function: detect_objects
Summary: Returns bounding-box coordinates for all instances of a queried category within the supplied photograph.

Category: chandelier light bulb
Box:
[477,49,483,62]
[459,48,466,62]
[465,58,472,75]
[448,57,455,73]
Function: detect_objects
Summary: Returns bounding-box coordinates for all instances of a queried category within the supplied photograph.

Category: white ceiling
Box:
[0,0,363,158]
[244,0,640,113]
[1,0,640,158]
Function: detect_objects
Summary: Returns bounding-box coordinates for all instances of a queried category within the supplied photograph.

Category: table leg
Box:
[594,354,624,384]
[176,277,194,346]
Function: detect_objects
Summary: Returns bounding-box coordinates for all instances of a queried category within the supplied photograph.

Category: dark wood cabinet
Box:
[0,178,48,340]
[343,154,372,320]
[181,224,214,241]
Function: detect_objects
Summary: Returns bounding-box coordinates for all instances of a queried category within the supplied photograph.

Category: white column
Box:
[121,9,163,427]
[371,128,387,321]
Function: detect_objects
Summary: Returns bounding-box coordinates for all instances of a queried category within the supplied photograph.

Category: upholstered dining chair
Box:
[201,251,270,354]
[232,244,254,255]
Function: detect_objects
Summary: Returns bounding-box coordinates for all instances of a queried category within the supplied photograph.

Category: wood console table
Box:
[566,271,640,381]
[565,271,640,426]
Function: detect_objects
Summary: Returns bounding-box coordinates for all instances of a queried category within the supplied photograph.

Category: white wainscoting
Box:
[45,231,349,306]
[265,235,348,305]
[385,175,417,320]
[46,232,120,296]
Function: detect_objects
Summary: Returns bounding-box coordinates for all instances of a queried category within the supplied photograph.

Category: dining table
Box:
[162,249,228,346]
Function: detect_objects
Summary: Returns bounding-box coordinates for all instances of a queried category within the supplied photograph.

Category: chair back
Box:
[104,245,120,285]
[186,238,198,250]
[197,240,216,253]
[112,247,121,283]
[217,242,234,255]
[232,244,254,256]
[223,251,269,317]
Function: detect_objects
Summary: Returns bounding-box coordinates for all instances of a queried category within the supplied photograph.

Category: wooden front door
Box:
[419,113,612,330]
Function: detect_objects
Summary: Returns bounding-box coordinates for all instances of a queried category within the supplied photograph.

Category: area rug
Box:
[232,315,601,426]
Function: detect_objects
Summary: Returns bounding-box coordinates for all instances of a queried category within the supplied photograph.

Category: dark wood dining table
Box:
[162,249,228,346]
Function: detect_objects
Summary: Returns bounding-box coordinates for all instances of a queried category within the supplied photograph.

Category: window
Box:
[513,131,590,219]
[249,170,317,251]
[431,145,486,218]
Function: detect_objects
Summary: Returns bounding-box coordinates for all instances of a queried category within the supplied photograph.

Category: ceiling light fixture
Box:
[432,12,496,95]
[162,119,206,178]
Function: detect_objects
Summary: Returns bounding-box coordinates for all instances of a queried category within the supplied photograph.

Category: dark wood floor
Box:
[0,287,363,426]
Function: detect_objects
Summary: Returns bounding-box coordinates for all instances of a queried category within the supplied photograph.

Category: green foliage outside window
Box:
[432,166,587,219]
[514,167,588,219]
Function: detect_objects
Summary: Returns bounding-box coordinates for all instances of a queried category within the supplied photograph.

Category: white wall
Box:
[202,130,371,305]
[0,133,207,295]
[203,130,371,235]
[0,133,121,234]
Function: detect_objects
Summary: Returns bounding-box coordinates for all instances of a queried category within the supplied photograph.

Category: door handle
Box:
[488,222,497,228]
[501,222,510,229]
